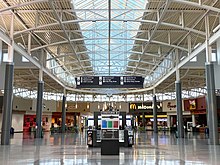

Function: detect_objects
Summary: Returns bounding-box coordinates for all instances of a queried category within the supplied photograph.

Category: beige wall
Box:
[0,113,24,132]
[11,113,24,132]
[57,101,90,112]
[12,97,57,112]
[90,102,129,112]
[32,99,57,112]
[13,97,32,111]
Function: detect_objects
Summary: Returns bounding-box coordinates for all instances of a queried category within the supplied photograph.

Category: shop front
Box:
[129,102,166,131]
[53,101,90,132]
[23,114,52,132]
[184,96,207,132]
[183,95,220,132]
[162,100,191,132]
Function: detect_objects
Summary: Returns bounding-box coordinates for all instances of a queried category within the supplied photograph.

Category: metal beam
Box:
[28,29,194,33]
[14,19,206,36]
[171,0,220,13]
[48,0,86,74]
[146,28,220,91]
[0,30,11,45]
[30,37,188,52]
[146,0,218,87]
[13,42,68,88]
[108,0,111,75]
[133,1,171,74]
[14,9,207,13]
[108,30,219,94]
[0,0,48,13]
[2,0,74,79]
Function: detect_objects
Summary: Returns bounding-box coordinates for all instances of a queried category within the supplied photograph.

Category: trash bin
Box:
[10,127,14,134]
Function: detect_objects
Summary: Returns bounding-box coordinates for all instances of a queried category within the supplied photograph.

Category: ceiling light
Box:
[213,24,220,33]
[180,56,186,61]
[193,43,201,49]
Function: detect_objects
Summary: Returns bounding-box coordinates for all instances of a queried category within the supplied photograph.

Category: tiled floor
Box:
[0,131,220,165]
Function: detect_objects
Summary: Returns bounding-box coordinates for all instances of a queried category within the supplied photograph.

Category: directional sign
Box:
[76,76,144,88]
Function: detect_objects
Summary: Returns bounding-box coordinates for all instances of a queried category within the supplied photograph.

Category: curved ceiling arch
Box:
[31,37,188,52]
[14,18,206,36]
[0,0,48,13]
[1,0,220,95]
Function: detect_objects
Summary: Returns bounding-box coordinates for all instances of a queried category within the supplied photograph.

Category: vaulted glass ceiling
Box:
[72,0,148,76]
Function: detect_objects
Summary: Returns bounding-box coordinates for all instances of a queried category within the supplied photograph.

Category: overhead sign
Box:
[76,76,99,88]
[76,76,144,88]
[129,102,162,112]
[101,76,120,86]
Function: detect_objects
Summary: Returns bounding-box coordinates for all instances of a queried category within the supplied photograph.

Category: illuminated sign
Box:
[130,104,137,110]
[189,100,196,110]
[129,103,162,112]
[167,102,176,109]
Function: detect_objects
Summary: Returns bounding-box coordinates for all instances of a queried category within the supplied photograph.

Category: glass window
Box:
[72,0,148,75]
[211,52,216,62]
[3,53,8,62]
[190,56,197,62]
[22,56,29,62]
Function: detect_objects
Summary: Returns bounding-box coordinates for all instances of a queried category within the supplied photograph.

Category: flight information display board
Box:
[76,76,144,88]
[76,76,100,88]
[101,76,120,86]
[122,76,144,88]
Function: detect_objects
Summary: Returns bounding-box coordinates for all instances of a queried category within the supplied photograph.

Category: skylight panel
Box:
[72,0,148,75]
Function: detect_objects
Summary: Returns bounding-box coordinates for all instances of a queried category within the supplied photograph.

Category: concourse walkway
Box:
[0,132,220,165]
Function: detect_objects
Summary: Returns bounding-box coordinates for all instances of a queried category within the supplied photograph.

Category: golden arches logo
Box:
[130,104,137,110]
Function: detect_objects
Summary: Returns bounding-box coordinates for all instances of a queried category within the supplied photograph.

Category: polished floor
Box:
[0,131,220,165]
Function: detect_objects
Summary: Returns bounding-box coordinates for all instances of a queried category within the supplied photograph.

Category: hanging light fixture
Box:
[98,102,100,110]
[75,93,78,109]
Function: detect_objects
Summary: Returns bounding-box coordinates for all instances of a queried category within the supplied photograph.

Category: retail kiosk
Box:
[87,110,134,155]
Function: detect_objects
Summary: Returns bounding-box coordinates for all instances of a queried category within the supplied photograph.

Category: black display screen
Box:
[122,76,144,88]
[76,76,100,88]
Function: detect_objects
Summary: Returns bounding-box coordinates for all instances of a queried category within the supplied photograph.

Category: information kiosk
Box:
[101,111,120,155]
[86,110,134,154]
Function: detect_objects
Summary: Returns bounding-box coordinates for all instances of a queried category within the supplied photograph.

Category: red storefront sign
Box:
[184,97,206,114]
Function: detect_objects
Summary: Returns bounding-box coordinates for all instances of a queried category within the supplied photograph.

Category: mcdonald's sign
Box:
[129,102,162,112]
[130,103,137,110]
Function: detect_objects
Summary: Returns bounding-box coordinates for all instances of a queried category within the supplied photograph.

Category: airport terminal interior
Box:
[1,0,220,164]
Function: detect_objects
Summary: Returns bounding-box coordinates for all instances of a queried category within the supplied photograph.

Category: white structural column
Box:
[175,49,184,138]
[217,37,220,65]
[0,40,2,64]
[1,14,14,145]
[205,16,219,145]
